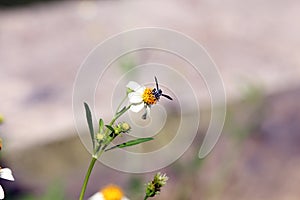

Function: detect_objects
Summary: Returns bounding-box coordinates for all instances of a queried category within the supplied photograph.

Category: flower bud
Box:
[113,122,131,135]
[126,87,135,94]
[120,122,131,132]
[96,133,104,141]
[145,172,168,198]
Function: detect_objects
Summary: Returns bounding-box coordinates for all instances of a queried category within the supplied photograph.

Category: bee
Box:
[152,76,173,101]
[141,77,173,120]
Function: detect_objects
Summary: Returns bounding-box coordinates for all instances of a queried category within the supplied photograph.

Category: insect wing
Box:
[154,76,159,90]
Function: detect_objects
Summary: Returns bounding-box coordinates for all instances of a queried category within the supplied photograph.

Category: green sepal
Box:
[105,137,154,152]
[84,102,95,150]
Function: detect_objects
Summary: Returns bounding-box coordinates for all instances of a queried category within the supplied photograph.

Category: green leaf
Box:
[105,137,154,152]
[99,118,104,133]
[84,102,94,149]
[105,125,115,133]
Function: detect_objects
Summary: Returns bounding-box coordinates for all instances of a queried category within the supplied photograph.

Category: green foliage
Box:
[0,114,4,124]
[0,0,60,7]
[84,103,95,149]
[128,176,144,198]
[40,183,66,200]
[119,56,136,73]
[105,125,115,133]
[98,118,104,133]
[105,137,154,152]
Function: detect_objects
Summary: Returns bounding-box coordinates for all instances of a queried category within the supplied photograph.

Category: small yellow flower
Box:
[88,185,129,200]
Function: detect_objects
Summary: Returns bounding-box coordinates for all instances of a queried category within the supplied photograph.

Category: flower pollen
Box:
[101,185,124,200]
[142,88,157,105]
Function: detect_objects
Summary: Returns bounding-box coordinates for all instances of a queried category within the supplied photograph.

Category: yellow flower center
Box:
[101,185,124,200]
[142,88,157,105]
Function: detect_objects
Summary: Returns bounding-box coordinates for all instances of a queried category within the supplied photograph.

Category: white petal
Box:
[122,197,130,200]
[135,87,146,95]
[128,92,143,104]
[0,185,4,199]
[88,192,104,200]
[0,168,14,181]
[126,81,141,91]
[146,106,152,118]
[130,103,144,113]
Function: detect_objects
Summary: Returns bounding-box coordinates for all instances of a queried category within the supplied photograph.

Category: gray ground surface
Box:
[1,0,300,150]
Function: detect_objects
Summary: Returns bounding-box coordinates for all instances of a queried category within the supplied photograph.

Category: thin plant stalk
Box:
[79,156,97,200]
[79,96,131,200]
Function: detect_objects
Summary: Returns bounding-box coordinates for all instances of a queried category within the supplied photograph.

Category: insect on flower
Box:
[152,77,173,101]
[127,77,173,119]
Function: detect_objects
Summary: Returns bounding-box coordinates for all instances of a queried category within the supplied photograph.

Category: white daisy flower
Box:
[0,168,14,199]
[126,78,173,120]
[88,185,129,200]
[126,81,156,119]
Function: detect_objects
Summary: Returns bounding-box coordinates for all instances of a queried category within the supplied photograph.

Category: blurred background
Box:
[1,0,300,199]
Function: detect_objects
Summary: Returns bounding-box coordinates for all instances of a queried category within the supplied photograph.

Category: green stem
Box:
[103,104,132,139]
[144,196,148,200]
[78,104,131,200]
[111,105,132,125]
[79,97,133,200]
[78,156,97,200]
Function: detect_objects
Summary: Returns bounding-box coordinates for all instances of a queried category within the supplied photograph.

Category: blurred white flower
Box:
[88,184,129,200]
[0,168,14,199]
